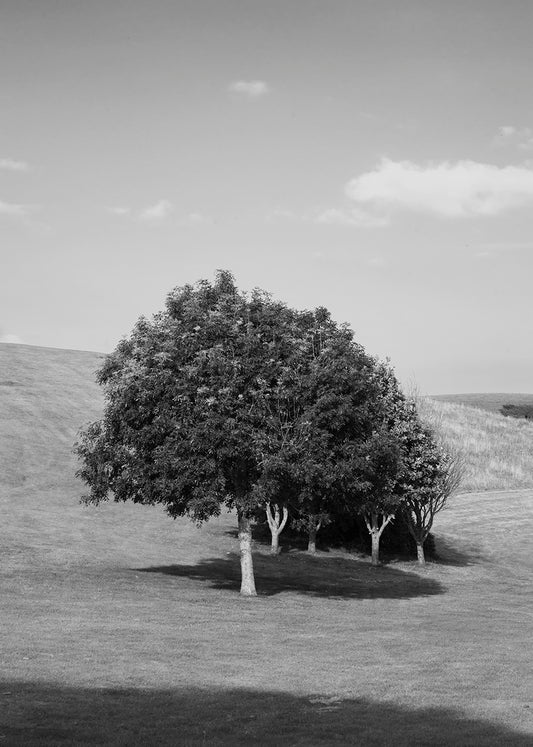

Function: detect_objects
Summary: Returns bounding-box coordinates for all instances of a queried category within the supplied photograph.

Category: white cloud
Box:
[0,333,23,344]
[498,125,516,138]
[345,158,533,218]
[228,80,270,98]
[0,158,29,172]
[0,200,32,217]
[184,212,211,225]
[315,207,389,228]
[139,199,174,221]
[493,125,533,151]
[107,206,131,216]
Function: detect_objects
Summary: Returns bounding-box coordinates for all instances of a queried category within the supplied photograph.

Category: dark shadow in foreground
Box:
[1,681,531,746]
[138,551,445,599]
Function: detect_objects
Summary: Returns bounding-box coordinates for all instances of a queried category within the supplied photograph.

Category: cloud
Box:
[0,158,29,172]
[345,158,533,218]
[182,212,211,225]
[493,125,533,151]
[228,80,270,98]
[139,199,173,221]
[367,256,387,268]
[315,207,389,228]
[0,333,23,344]
[107,206,131,216]
[0,200,32,217]
[498,125,516,138]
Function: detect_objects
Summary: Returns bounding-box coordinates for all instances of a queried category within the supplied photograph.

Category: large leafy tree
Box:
[75,271,305,596]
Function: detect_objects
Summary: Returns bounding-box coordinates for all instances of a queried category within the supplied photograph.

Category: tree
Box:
[255,310,383,554]
[398,411,464,564]
[351,362,411,566]
[357,428,403,565]
[75,271,305,596]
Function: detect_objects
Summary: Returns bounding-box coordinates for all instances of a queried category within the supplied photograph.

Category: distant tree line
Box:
[500,404,533,420]
[75,271,463,596]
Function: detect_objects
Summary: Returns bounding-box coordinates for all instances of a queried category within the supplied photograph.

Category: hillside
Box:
[431,392,533,414]
[1,344,533,743]
[0,343,104,491]
[421,397,533,493]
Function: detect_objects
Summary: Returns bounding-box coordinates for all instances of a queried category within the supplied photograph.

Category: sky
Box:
[1,0,533,394]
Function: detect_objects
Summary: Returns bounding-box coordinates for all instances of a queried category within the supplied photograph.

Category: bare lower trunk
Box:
[238,512,257,596]
[416,541,425,565]
[307,515,321,553]
[365,512,394,567]
[266,503,288,555]
[371,531,380,566]
[308,526,316,554]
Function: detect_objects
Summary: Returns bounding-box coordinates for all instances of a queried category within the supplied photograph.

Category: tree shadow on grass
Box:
[433,535,487,567]
[138,552,445,599]
[1,681,531,746]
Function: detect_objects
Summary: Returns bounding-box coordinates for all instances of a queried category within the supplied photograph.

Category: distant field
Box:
[1,344,533,744]
[431,392,533,414]
[422,397,533,493]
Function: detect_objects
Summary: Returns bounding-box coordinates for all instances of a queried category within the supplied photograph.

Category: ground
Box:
[1,482,532,745]
[1,344,532,744]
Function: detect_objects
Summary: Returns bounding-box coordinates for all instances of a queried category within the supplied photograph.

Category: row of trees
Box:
[75,271,462,596]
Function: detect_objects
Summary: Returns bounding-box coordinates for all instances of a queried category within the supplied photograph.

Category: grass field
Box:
[421,397,533,492]
[431,392,533,414]
[1,344,533,745]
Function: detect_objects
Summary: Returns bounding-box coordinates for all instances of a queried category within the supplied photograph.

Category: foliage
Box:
[76,271,318,594]
[77,272,296,518]
[75,271,404,588]
[500,403,533,419]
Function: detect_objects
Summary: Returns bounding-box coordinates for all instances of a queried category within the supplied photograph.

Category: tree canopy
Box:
[75,271,458,593]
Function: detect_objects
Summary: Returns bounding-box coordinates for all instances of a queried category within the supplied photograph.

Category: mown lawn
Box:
[1,482,533,745]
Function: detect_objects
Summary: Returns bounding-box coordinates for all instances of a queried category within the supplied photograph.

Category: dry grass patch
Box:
[421,398,533,492]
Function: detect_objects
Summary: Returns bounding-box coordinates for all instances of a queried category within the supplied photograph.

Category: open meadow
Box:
[1,343,533,745]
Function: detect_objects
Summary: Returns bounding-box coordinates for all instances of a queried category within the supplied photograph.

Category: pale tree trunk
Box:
[307,515,322,554]
[416,541,425,565]
[365,512,394,566]
[371,530,380,566]
[238,512,257,596]
[265,502,288,555]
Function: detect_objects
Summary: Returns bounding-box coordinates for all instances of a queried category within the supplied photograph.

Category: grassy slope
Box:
[422,397,533,492]
[432,392,533,414]
[1,344,532,745]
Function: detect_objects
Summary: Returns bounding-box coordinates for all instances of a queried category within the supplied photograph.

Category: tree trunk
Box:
[371,530,380,566]
[308,526,316,554]
[364,512,394,567]
[307,515,320,553]
[238,512,257,596]
[416,541,425,565]
[266,503,288,555]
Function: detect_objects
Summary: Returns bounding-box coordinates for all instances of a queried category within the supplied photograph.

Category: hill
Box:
[1,344,532,744]
[421,397,533,492]
[431,392,533,414]
[0,343,105,491]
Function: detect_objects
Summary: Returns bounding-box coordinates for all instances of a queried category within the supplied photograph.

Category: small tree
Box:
[258,312,382,554]
[358,428,403,565]
[399,420,464,564]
